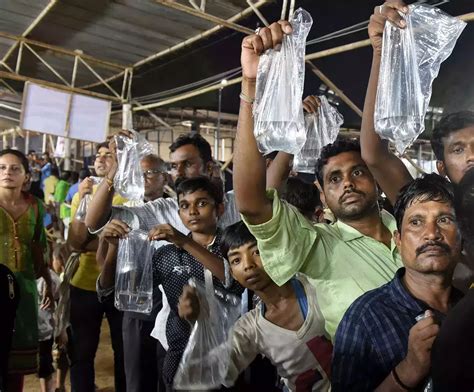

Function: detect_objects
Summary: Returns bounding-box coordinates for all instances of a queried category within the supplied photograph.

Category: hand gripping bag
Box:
[74,176,102,222]
[174,270,241,390]
[115,230,154,314]
[253,8,313,155]
[375,4,466,154]
[114,130,153,201]
[293,95,343,173]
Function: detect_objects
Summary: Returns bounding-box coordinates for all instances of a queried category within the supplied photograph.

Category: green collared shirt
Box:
[243,189,402,340]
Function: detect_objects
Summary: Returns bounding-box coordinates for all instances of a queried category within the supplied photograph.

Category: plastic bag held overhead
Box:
[115,230,154,314]
[253,8,313,155]
[375,4,466,154]
[174,270,241,390]
[114,130,153,201]
[293,95,343,174]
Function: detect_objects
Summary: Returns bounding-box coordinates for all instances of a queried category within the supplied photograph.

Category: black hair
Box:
[315,138,361,185]
[60,170,71,181]
[0,149,30,174]
[282,177,321,218]
[50,165,60,177]
[176,176,223,205]
[96,141,109,152]
[169,133,213,164]
[393,173,454,232]
[220,221,257,258]
[69,171,79,183]
[454,168,474,253]
[430,111,474,161]
[79,168,90,181]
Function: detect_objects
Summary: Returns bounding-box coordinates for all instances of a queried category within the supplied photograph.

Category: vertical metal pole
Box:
[221,137,225,161]
[215,87,222,160]
[25,131,30,154]
[418,144,423,177]
[42,134,47,152]
[15,41,23,73]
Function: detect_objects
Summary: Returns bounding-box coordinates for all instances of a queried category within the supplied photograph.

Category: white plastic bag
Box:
[293,95,343,173]
[114,130,153,201]
[74,176,101,222]
[174,270,241,390]
[115,230,154,314]
[253,8,313,155]
[375,4,466,154]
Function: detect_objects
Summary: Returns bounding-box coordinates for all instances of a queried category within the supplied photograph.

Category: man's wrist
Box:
[395,359,421,389]
[241,79,256,98]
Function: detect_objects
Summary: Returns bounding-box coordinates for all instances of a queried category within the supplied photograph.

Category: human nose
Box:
[423,219,442,241]
[242,254,255,271]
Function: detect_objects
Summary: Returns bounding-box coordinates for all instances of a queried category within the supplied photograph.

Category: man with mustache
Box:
[332,174,463,391]
[234,18,404,340]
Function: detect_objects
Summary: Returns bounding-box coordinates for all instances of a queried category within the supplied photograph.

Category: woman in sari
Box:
[0,149,52,391]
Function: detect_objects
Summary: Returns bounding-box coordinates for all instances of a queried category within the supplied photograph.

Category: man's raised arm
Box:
[360,1,413,205]
[234,21,293,225]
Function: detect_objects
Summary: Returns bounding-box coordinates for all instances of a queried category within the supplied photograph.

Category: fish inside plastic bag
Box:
[293,95,343,174]
[375,4,466,154]
[174,270,241,390]
[114,130,153,201]
[115,230,154,314]
[253,8,313,155]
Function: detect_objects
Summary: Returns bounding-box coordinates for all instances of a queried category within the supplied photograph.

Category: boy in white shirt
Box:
[179,221,332,391]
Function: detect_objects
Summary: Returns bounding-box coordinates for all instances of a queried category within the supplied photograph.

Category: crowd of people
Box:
[1,1,473,391]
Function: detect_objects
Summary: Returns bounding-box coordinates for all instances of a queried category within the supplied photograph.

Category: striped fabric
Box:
[332,268,463,392]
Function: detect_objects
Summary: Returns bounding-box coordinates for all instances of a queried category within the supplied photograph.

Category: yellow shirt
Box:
[43,175,58,205]
[70,185,127,291]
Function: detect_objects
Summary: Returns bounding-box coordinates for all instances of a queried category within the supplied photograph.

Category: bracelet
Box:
[391,368,412,391]
[239,92,255,104]
[105,177,114,192]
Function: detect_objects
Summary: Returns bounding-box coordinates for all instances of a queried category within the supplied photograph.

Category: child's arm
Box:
[149,224,225,282]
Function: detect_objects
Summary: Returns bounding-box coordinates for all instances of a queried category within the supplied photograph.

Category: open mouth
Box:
[245,274,260,284]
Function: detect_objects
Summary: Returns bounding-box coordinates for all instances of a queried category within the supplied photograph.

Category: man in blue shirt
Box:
[332,174,464,391]
[66,169,88,203]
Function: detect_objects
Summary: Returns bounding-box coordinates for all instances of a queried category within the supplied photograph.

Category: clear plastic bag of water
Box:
[253,8,313,155]
[375,4,466,154]
[174,270,241,390]
[114,130,153,201]
[293,95,343,174]
[74,176,102,222]
[115,230,154,314]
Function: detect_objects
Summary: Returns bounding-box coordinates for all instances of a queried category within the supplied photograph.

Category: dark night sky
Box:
[129,0,474,134]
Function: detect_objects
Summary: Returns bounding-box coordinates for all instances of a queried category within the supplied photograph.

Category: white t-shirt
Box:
[224,274,332,391]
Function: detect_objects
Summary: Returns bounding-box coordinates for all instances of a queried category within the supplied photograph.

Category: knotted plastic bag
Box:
[74,176,101,222]
[114,130,153,201]
[253,8,313,155]
[174,270,241,390]
[115,230,154,314]
[293,96,343,173]
[375,4,466,154]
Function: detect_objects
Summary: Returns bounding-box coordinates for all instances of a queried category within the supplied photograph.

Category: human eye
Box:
[179,203,188,210]
[197,200,208,208]
[438,216,454,225]
[452,145,464,154]
[170,163,178,170]
[329,175,340,184]
[0,165,7,171]
[185,161,194,168]
[253,248,260,256]
[230,257,240,266]
[353,168,364,177]
[409,218,422,227]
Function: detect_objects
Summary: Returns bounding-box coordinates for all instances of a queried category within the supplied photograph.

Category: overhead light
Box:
[221,79,228,86]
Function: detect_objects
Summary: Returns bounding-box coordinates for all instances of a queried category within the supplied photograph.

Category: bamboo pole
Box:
[81,0,270,89]
[0,31,127,71]
[281,0,288,20]
[306,61,363,117]
[0,70,122,102]
[1,0,58,64]
[23,42,71,86]
[247,0,269,27]
[154,0,254,35]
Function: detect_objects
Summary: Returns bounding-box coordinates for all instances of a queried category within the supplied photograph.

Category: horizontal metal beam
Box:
[154,0,254,34]
[0,31,128,71]
[0,70,121,103]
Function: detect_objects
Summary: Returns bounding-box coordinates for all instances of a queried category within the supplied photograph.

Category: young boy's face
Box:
[178,189,222,233]
[228,241,273,291]
[437,126,474,184]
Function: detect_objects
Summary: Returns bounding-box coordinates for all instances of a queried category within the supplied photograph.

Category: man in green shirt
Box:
[233,20,403,339]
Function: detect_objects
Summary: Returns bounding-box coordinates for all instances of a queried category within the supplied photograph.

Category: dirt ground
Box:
[24,319,116,392]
